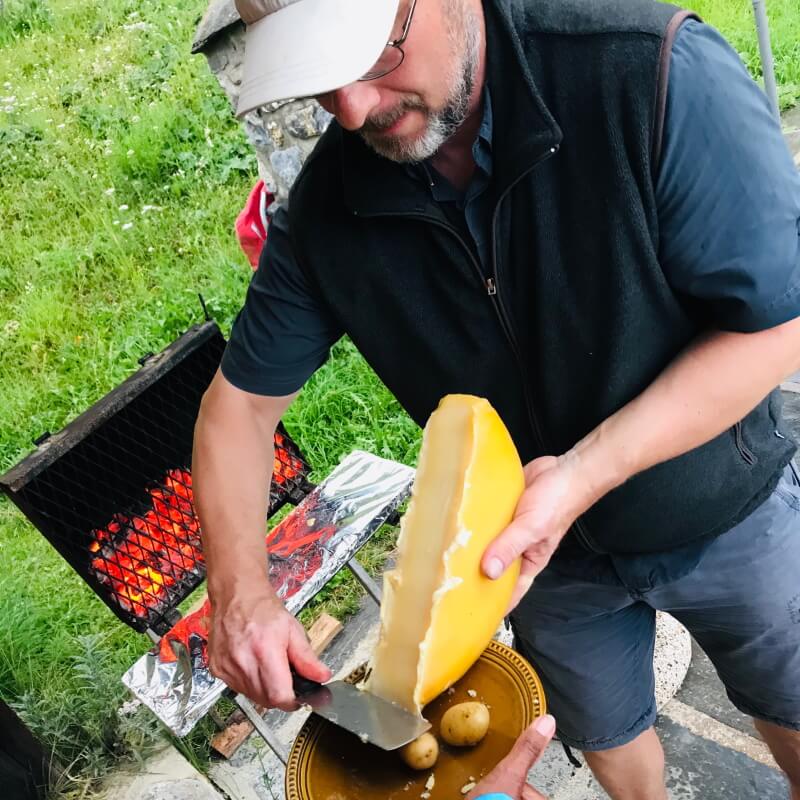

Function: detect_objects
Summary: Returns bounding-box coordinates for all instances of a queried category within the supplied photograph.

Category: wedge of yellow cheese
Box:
[365,394,525,714]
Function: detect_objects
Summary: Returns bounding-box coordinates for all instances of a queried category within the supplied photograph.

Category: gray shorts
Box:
[511,465,800,751]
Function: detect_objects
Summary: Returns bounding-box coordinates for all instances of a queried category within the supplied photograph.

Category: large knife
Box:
[292,671,430,751]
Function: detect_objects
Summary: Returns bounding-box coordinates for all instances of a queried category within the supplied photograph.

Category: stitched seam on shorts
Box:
[556,699,657,750]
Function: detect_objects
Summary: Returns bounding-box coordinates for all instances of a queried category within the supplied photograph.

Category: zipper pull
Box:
[486,278,497,296]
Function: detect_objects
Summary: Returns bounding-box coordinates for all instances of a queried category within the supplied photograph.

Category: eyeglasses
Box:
[358,0,418,82]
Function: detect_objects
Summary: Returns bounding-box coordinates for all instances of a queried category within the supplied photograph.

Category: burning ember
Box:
[87,434,307,622]
[272,432,305,487]
[89,469,203,619]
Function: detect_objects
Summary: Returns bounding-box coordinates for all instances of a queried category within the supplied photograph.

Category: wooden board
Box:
[211,613,343,759]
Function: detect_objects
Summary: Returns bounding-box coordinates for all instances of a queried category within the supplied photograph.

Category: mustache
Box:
[361,97,428,133]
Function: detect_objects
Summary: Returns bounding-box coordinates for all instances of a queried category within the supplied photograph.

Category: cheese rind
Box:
[365,395,525,713]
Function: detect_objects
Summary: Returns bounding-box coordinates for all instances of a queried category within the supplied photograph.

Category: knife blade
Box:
[292,672,430,751]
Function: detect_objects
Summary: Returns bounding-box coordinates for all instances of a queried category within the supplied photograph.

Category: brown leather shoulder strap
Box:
[652,10,702,176]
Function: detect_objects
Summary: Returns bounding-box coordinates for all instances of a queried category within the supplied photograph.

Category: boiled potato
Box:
[440,702,490,746]
[399,731,439,770]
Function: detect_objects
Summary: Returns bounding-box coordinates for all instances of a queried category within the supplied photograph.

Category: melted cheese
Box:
[366,395,525,713]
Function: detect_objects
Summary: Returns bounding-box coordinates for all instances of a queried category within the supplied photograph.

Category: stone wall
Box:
[193,2,333,209]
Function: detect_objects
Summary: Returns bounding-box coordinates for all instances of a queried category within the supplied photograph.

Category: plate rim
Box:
[285,639,546,800]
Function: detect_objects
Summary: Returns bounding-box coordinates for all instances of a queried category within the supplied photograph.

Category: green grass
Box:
[0,0,798,794]
[685,0,800,109]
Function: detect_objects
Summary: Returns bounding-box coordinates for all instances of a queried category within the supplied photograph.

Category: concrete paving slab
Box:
[780,391,800,444]
[662,700,776,770]
[100,741,223,800]
[658,715,786,799]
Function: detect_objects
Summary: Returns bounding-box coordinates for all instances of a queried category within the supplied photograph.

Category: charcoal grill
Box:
[0,319,414,762]
[0,321,313,636]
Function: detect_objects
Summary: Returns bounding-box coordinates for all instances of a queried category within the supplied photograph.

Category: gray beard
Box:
[359,15,481,163]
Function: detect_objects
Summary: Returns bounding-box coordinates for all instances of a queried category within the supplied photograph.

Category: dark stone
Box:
[192,0,241,54]
[780,390,800,445]
[285,105,324,139]
[657,715,786,799]
[269,146,303,192]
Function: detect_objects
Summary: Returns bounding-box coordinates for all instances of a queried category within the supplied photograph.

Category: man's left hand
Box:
[465,714,556,800]
[481,454,592,612]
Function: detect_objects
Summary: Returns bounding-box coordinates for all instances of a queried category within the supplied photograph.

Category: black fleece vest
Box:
[287,0,796,554]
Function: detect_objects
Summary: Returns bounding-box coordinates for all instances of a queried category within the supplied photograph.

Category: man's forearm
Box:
[192,376,295,603]
[194,410,273,600]
[568,316,800,507]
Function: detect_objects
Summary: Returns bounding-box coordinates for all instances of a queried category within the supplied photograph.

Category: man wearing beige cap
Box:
[193,0,800,797]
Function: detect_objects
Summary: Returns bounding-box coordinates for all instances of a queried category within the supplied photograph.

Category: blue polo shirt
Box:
[221,20,800,572]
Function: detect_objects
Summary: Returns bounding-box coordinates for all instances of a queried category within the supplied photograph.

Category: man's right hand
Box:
[194,374,328,711]
[207,588,332,712]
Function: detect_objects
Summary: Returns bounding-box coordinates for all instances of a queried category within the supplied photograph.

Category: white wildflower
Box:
[118,204,129,211]
[104,187,115,196]
[122,222,134,231]
[140,205,163,214]
[113,220,120,225]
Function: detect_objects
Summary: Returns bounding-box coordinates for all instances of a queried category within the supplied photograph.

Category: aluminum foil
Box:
[122,450,414,736]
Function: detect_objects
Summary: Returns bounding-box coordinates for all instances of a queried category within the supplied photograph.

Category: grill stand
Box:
[235,695,291,765]
[347,557,383,605]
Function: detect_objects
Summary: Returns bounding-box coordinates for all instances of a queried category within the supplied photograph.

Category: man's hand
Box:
[207,587,332,711]
[466,715,556,800]
[482,455,594,613]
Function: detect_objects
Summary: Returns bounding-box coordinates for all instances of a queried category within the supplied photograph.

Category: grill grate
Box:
[0,321,314,634]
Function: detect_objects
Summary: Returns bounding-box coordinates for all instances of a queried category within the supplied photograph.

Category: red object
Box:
[159,598,212,664]
[235,180,273,269]
[89,469,204,619]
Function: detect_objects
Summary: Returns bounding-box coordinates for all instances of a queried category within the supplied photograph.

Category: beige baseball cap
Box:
[234,0,401,117]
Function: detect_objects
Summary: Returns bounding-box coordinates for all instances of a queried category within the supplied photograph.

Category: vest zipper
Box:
[487,144,599,552]
[355,142,600,550]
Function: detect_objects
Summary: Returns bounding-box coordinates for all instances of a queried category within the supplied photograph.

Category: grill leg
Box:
[347,557,382,606]
[234,694,289,765]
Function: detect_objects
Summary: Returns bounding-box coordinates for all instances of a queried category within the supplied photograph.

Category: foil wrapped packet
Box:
[122,450,414,736]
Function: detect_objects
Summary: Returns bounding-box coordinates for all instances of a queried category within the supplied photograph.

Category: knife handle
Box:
[291,668,323,697]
